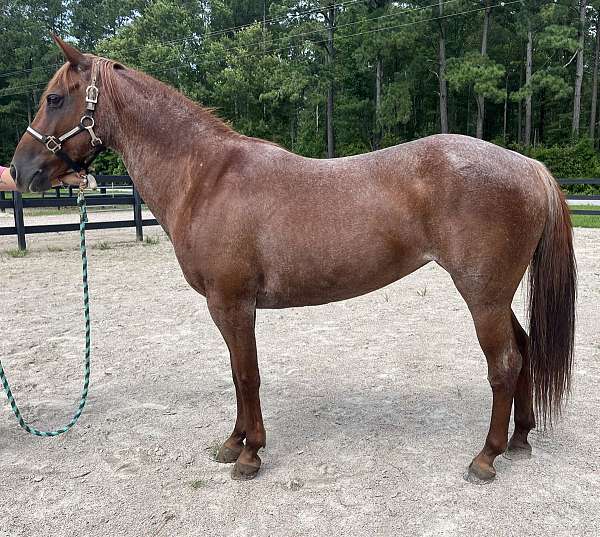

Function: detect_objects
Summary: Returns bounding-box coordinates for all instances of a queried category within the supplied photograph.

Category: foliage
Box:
[446,52,506,104]
[0,0,599,169]
[512,138,600,194]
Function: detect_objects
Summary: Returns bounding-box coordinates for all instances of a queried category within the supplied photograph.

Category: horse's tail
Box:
[528,161,576,426]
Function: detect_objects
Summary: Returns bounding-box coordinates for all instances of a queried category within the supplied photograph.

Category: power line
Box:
[1,0,464,92]
[0,0,366,81]
[118,0,367,56]
[150,1,521,76]
[0,1,521,99]
[139,0,464,74]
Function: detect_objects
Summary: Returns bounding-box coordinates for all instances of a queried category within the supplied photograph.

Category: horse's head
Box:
[11,36,118,192]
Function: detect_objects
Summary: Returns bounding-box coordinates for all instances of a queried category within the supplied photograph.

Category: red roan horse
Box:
[11,37,576,481]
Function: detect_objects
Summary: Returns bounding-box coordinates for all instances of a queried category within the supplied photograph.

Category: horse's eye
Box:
[46,94,63,108]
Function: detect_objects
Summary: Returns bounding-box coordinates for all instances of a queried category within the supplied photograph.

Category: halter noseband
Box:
[26,60,104,173]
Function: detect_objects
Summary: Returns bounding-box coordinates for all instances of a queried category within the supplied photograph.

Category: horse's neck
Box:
[106,72,234,231]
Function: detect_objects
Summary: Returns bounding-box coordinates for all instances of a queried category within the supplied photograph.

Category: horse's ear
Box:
[52,34,88,69]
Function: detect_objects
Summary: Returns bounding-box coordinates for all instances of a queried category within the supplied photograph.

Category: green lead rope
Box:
[0,189,91,437]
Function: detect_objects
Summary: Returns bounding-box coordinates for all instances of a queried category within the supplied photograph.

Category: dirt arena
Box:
[0,210,598,537]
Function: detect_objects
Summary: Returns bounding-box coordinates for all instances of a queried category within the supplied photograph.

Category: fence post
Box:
[13,191,26,251]
[132,185,143,242]
[0,191,5,213]
[55,186,61,210]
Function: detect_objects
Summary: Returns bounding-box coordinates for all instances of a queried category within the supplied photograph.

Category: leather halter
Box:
[26,60,104,173]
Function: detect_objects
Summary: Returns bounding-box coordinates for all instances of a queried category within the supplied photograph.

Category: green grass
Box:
[47,246,64,252]
[143,235,160,246]
[569,205,600,228]
[190,479,206,490]
[93,241,112,250]
[4,248,28,258]
[23,207,80,217]
[208,441,221,461]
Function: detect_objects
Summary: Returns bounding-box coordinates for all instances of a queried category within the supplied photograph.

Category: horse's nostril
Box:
[10,164,18,182]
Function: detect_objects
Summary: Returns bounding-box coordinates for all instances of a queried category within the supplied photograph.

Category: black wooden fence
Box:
[0,175,158,250]
[559,178,600,215]
[0,176,598,251]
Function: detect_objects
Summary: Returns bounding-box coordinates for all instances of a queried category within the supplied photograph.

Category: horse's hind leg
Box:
[506,312,535,459]
[215,375,246,463]
[465,303,523,482]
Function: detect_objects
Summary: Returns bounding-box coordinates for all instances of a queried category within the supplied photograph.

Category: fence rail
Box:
[558,179,600,216]
[0,175,158,250]
[0,176,598,250]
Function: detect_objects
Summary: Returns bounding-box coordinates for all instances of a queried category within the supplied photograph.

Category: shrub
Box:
[509,138,600,194]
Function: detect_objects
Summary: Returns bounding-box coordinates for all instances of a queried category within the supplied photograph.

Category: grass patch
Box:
[23,207,80,217]
[47,246,64,253]
[5,248,27,258]
[190,479,206,490]
[569,205,600,228]
[93,241,112,251]
[208,441,221,461]
[143,235,160,246]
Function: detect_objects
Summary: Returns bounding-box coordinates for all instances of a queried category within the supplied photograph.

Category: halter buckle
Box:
[85,84,99,105]
[45,136,61,154]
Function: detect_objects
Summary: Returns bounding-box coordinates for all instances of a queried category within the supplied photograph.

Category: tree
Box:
[1,0,599,165]
[590,5,600,141]
[475,0,493,139]
[438,0,449,133]
[446,53,506,139]
[572,0,587,137]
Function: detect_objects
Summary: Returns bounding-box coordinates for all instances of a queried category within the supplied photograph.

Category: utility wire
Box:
[0,0,469,95]
[138,0,463,74]
[0,1,521,99]
[150,1,521,76]
[0,0,365,80]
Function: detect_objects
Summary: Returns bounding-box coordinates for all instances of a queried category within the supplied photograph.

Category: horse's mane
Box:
[44,55,236,137]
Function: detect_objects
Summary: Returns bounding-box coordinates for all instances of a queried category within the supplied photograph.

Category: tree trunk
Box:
[325,1,335,158]
[438,0,449,133]
[476,0,491,139]
[572,0,586,137]
[589,14,600,142]
[518,60,523,143]
[26,93,32,124]
[538,87,546,143]
[503,74,508,143]
[525,22,533,146]
[374,55,383,149]
[467,85,471,136]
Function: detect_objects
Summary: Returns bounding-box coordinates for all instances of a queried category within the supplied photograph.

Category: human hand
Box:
[50,172,97,190]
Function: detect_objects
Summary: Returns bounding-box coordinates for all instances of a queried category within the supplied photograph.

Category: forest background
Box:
[1,0,600,188]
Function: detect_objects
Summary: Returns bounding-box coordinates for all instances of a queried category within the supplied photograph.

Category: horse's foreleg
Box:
[208,296,265,480]
[467,305,522,482]
[506,312,535,459]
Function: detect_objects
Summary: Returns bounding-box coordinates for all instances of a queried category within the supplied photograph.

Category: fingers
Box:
[51,172,97,190]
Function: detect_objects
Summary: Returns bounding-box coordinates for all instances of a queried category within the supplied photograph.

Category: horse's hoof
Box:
[216,444,243,464]
[465,461,496,484]
[231,459,261,481]
[505,440,532,461]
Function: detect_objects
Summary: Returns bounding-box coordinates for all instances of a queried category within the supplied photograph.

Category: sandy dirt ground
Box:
[0,210,598,537]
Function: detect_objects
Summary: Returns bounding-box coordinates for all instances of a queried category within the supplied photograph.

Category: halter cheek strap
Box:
[26,61,104,174]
